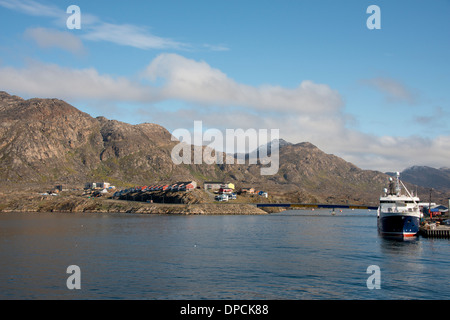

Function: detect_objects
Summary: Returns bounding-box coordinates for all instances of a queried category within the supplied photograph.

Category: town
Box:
[81,180,269,204]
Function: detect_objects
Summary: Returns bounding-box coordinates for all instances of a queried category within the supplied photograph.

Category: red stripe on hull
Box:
[380,231,417,237]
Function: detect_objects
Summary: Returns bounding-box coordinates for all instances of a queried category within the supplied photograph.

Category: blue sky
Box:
[0,0,449,172]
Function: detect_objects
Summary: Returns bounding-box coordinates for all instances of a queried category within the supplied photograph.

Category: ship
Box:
[377,172,422,238]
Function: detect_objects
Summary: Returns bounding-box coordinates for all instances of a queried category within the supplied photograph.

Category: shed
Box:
[204,182,223,190]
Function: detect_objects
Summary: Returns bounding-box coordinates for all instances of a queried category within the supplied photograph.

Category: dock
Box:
[419,225,450,239]
[256,203,378,210]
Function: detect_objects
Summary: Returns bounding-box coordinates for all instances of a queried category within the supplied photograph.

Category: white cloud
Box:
[336,134,450,172]
[0,54,448,172]
[0,0,221,52]
[0,0,186,51]
[415,106,447,126]
[0,0,61,18]
[361,77,419,105]
[138,55,450,172]
[138,101,450,173]
[24,27,86,55]
[82,23,186,50]
[202,44,230,52]
[144,53,343,114]
[0,61,157,102]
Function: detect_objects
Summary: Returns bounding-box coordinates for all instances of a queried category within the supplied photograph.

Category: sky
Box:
[0,0,449,172]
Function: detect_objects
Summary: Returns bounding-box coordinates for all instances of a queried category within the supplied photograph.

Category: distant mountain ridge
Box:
[388,166,450,192]
[1,91,448,205]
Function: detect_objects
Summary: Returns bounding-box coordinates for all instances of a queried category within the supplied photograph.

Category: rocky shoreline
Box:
[0,192,270,215]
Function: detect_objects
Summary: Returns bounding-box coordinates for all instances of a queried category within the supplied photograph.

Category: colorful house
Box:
[221,183,235,190]
[241,187,255,194]
[219,188,233,194]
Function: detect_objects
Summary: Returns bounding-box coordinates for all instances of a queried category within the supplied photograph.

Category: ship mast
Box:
[395,172,401,196]
[400,180,418,206]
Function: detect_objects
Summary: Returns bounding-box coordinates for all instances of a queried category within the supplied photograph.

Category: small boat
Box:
[377,172,421,238]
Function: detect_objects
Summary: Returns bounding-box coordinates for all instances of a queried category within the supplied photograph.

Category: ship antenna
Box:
[395,172,401,196]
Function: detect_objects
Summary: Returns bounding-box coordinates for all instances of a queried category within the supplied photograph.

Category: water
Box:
[0,210,449,300]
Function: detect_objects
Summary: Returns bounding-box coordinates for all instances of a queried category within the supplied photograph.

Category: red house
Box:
[219,188,233,194]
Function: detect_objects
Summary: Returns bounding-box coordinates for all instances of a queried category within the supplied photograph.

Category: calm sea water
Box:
[0,210,449,300]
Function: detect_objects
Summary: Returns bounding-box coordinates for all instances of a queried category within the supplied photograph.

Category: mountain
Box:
[3,91,444,205]
[234,138,292,162]
[390,166,450,192]
[270,142,389,204]
[0,91,102,183]
[0,91,192,186]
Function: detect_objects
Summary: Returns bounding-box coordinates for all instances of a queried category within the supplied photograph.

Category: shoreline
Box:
[0,193,272,215]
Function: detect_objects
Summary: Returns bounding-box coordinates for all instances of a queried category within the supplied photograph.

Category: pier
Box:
[419,226,450,239]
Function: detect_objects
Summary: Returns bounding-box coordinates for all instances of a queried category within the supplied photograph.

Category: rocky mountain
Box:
[389,166,450,192]
[0,91,187,186]
[0,91,102,183]
[2,91,446,205]
[234,138,292,161]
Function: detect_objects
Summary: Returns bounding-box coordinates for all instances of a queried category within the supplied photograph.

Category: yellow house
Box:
[223,183,235,190]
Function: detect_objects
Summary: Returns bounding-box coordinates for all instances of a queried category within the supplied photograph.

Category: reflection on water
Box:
[378,234,450,299]
[0,211,449,300]
[379,236,422,255]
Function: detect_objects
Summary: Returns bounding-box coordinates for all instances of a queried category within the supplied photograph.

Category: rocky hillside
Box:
[0,91,200,186]
[0,92,102,183]
[3,91,442,206]
[391,166,450,192]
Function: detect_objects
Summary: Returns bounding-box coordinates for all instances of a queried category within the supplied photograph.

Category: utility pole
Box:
[429,188,433,221]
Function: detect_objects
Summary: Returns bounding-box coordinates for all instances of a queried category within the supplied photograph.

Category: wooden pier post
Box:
[419,226,450,239]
